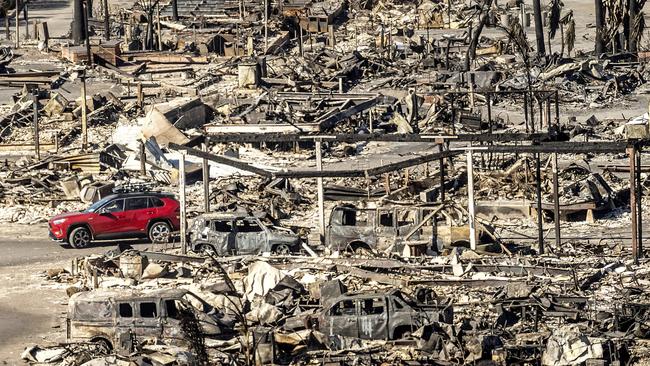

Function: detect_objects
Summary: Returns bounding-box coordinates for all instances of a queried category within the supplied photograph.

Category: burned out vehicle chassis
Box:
[311,289,453,341]
[189,213,302,256]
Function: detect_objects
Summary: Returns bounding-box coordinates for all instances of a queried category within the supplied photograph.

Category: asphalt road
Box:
[0,223,153,363]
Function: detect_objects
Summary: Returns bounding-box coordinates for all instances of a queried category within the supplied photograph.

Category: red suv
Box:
[49,192,181,248]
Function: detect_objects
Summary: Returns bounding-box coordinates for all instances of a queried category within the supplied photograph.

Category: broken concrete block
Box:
[141,263,168,279]
[60,178,80,199]
[43,93,68,117]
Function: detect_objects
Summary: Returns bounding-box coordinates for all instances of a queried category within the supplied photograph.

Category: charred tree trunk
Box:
[594,0,605,54]
[72,0,85,44]
[145,15,154,50]
[629,0,637,52]
[533,0,546,56]
[464,0,493,71]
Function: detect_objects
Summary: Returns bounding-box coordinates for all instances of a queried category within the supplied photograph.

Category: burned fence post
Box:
[552,152,560,248]
[628,145,639,263]
[32,89,39,160]
[202,138,210,213]
[139,141,146,175]
[137,82,143,107]
[466,149,477,250]
[179,150,187,254]
[535,153,544,254]
[316,139,325,244]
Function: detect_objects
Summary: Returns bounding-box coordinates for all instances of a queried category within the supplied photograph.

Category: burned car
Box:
[309,289,453,340]
[188,213,301,255]
[66,288,231,353]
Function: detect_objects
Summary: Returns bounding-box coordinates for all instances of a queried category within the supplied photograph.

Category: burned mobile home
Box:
[5,0,650,364]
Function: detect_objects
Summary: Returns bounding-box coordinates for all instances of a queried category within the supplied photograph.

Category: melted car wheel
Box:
[149,222,171,243]
[272,244,291,255]
[69,227,91,249]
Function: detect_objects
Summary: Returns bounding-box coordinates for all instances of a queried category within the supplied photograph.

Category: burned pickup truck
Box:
[309,289,453,340]
[188,212,302,255]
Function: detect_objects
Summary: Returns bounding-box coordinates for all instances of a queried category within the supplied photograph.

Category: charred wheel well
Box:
[346,241,371,252]
[90,336,113,350]
[392,325,412,339]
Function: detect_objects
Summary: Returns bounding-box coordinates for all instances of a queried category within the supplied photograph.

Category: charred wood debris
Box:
[5,0,650,364]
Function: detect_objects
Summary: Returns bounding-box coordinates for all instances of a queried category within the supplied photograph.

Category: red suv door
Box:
[89,198,130,236]
[124,197,156,234]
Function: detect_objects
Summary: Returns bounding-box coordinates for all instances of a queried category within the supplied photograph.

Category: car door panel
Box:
[325,299,359,338]
[125,197,155,234]
[89,199,127,236]
[358,297,388,340]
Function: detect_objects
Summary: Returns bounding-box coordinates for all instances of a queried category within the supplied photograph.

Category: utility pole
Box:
[466,150,477,250]
[172,0,178,20]
[103,0,110,40]
[179,150,187,254]
[32,90,39,160]
[83,0,92,65]
[156,0,162,51]
[14,0,19,48]
[532,0,545,56]
[594,0,605,54]
[263,0,268,53]
[73,0,85,44]
[629,0,637,52]
[316,139,325,245]
[202,138,210,213]
[80,69,88,150]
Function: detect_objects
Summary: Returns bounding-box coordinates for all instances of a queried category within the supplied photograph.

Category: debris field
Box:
[3,0,650,364]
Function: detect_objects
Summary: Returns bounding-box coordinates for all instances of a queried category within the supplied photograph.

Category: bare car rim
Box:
[200,244,216,255]
[150,223,171,243]
[72,229,90,247]
[273,244,291,255]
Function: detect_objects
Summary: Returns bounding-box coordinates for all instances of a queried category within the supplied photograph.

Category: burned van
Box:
[66,289,228,352]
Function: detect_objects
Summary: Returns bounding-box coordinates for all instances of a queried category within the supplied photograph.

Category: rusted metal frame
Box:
[32,90,39,160]
[438,142,445,202]
[174,142,460,178]
[179,150,187,254]
[552,152,560,249]
[202,137,210,213]
[637,147,643,258]
[483,142,627,154]
[535,153,544,254]
[169,142,273,177]
[629,145,639,263]
[204,132,550,143]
